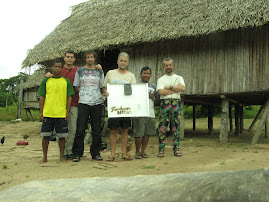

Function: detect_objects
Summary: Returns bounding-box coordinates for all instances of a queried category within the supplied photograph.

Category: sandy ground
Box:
[1,119,269,192]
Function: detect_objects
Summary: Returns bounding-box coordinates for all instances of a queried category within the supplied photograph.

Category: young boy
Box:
[38,59,74,163]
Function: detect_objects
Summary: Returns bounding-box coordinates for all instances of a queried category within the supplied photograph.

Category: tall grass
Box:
[0,105,40,121]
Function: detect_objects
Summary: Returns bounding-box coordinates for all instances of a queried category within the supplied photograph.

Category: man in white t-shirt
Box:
[103,52,136,161]
[156,58,185,157]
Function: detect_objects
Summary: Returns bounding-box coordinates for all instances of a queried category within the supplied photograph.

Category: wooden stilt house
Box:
[22,0,269,143]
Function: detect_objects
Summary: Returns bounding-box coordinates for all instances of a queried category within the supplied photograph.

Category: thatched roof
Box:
[22,0,269,67]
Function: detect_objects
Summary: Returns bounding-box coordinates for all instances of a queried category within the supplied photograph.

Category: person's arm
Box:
[73,70,80,93]
[101,87,109,97]
[163,83,186,93]
[95,64,102,70]
[45,72,53,78]
[158,89,174,96]
[75,87,79,93]
[39,96,45,122]
[66,96,72,122]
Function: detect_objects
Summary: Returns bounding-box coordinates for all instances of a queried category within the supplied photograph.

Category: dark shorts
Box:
[133,117,156,137]
[108,117,132,129]
[41,117,68,138]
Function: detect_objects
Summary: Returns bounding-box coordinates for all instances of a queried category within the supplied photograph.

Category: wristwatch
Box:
[170,85,173,89]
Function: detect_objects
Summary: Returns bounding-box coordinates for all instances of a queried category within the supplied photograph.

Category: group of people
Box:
[37,50,185,164]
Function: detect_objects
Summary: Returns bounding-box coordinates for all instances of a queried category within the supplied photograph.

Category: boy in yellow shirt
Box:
[38,59,74,163]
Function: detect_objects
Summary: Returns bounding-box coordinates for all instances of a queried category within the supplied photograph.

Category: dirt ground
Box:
[1,119,269,192]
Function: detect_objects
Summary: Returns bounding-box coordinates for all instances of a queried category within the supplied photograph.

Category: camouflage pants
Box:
[158,99,182,152]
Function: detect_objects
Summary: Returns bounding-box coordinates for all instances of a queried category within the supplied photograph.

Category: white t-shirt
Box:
[104,69,136,87]
[157,74,185,100]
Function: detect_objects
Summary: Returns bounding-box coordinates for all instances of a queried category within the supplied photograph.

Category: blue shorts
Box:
[108,117,131,129]
[41,117,68,138]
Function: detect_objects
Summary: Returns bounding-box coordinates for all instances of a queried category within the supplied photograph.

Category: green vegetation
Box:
[0,73,29,107]
[142,165,156,169]
[2,165,7,169]
[184,105,261,119]
[0,105,39,121]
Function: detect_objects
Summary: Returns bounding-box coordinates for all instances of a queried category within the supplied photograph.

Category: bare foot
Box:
[60,157,67,163]
[39,158,48,164]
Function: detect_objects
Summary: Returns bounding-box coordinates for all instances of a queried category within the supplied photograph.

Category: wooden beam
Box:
[184,97,220,105]
[265,115,269,138]
[229,105,233,131]
[193,105,196,131]
[208,105,213,136]
[17,79,23,119]
[220,98,229,144]
[235,105,240,136]
[239,106,244,134]
[248,104,265,131]
[251,100,269,145]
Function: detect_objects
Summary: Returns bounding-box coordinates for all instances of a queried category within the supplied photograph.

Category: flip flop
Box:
[141,153,149,158]
[106,156,115,162]
[134,154,142,159]
[72,156,80,162]
[92,155,103,161]
[174,151,183,157]
[157,151,164,157]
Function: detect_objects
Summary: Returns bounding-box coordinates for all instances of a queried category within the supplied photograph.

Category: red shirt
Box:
[61,66,79,107]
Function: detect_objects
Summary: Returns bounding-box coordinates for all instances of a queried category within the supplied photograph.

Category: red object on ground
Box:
[16,141,29,146]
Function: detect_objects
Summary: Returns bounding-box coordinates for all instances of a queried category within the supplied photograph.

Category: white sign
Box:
[107,83,150,118]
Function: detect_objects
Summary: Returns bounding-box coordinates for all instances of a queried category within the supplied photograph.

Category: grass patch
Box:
[2,165,8,169]
[142,165,156,169]
[0,106,39,121]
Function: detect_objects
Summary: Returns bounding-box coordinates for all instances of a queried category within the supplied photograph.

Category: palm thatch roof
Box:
[22,0,269,67]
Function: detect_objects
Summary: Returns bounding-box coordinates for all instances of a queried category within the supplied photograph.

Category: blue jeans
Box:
[72,103,102,158]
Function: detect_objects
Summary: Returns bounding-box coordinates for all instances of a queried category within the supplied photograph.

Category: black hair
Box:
[84,49,98,61]
[52,59,64,67]
[140,66,151,74]
[64,50,76,57]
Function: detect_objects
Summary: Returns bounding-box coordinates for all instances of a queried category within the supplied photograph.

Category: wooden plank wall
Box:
[128,24,269,95]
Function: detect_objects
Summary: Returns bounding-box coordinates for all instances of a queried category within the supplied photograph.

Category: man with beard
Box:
[72,50,105,162]
[156,58,185,158]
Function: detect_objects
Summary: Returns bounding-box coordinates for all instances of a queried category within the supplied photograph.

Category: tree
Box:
[0,73,29,107]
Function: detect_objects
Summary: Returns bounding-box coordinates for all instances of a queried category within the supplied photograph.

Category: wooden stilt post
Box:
[239,106,243,134]
[180,96,185,139]
[220,97,229,144]
[251,100,269,145]
[17,79,23,119]
[229,105,233,132]
[235,104,240,136]
[265,115,269,138]
[193,105,196,131]
[208,105,213,136]
[248,104,265,131]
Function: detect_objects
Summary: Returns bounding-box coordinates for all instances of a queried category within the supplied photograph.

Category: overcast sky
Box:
[0,0,87,79]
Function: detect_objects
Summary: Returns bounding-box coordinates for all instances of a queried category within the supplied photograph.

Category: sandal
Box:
[141,153,149,158]
[134,154,142,159]
[92,155,103,161]
[157,151,164,157]
[106,156,115,162]
[174,151,183,157]
[122,153,133,161]
[72,156,80,162]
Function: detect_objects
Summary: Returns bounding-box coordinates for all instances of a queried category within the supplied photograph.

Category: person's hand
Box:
[66,114,70,122]
[95,64,102,70]
[149,92,155,100]
[45,72,53,78]
[40,113,44,122]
